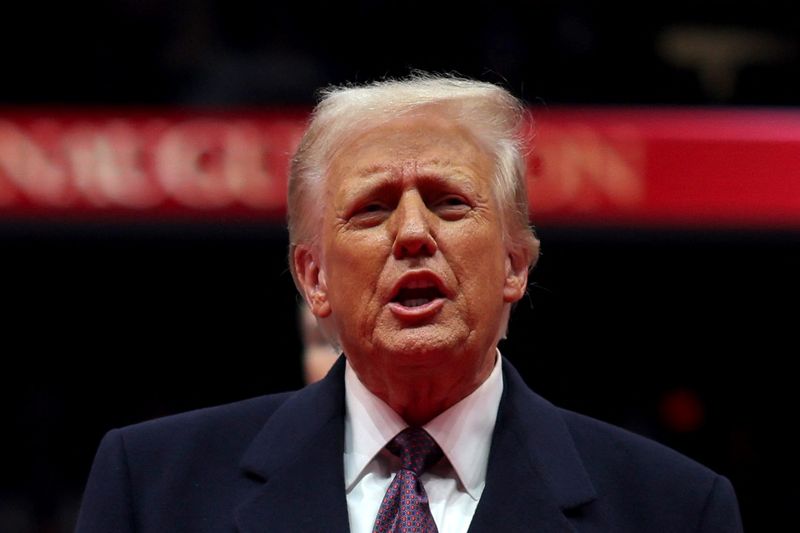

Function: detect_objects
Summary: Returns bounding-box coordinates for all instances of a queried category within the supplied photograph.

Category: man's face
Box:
[297,110,528,389]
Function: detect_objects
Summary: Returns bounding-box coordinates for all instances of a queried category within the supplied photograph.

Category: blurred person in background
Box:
[299,301,340,384]
[75,74,743,532]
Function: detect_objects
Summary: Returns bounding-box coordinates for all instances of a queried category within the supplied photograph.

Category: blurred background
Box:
[2,1,799,531]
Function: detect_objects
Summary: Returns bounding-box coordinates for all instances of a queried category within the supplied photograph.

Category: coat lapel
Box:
[232,356,596,533]
[468,359,597,533]
[234,357,350,533]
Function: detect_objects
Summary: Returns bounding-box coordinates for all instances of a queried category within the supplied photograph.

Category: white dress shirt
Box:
[343,352,504,533]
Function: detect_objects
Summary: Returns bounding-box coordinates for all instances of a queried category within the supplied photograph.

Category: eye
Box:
[441,196,467,206]
[432,195,471,219]
[362,202,387,213]
[348,201,392,227]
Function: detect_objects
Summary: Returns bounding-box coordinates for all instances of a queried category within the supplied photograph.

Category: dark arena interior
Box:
[1,2,798,531]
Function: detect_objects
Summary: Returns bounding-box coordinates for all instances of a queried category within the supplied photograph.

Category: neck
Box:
[351,348,497,426]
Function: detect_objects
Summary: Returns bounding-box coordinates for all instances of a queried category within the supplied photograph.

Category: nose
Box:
[392,191,438,259]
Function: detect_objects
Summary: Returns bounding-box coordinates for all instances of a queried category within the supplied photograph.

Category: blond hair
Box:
[287,73,538,285]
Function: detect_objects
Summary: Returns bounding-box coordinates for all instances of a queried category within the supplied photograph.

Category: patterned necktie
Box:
[373,427,443,533]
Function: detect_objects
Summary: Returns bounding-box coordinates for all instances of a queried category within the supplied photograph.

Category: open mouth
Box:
[391,280,445,308]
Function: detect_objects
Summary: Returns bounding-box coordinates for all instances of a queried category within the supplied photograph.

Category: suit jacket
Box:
[75,357,743,532]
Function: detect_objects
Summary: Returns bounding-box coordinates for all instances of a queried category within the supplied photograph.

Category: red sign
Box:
[528,108,800,228]
[1,108,799,228]
[0,110,306,219]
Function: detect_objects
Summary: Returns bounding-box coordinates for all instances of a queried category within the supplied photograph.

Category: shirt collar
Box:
[343,351,504,500]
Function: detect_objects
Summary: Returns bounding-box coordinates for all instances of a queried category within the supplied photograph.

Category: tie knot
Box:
[387,427,443,475]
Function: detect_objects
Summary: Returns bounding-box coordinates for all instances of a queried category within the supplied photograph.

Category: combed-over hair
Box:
[288,73,538,285]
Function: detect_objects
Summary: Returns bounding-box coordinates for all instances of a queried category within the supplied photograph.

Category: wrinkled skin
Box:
[294,109,529,425]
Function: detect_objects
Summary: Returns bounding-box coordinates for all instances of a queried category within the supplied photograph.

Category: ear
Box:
[502,239,537,303]
[293,244,332,318]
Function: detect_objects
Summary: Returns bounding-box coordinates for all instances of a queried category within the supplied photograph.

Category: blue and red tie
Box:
[372,427,443,533]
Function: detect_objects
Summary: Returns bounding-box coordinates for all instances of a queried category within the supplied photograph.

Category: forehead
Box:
[326,112,494,188]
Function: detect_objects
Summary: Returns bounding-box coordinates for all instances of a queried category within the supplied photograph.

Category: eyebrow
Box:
[355,163,395,178]
[342,162,480,205]
[355,159,479,182]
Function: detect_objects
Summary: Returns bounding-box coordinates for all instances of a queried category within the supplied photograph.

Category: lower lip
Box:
[388,298,445,320]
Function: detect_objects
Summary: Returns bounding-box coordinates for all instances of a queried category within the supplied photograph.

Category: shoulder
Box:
[108,390,296,468]
[97,356,348,473]
[560,407,711,479]
[498,359,742,531]
[557,408,742,531]
[76,390,302,532]
[501,359,730,499]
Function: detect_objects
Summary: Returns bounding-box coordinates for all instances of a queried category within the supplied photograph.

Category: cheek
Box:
[324,232,390,314]
[450,234,508,314]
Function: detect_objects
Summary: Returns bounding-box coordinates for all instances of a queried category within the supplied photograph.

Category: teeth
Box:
[405,279,435,289]
[402,298,431,308]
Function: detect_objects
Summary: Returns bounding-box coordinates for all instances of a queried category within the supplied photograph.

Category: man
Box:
[76,75,743,532]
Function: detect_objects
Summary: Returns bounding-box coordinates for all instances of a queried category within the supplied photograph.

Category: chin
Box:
[376,324,468,365]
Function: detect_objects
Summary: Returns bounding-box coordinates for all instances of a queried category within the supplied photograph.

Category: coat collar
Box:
[467,358,596,532]
[234,356,350,533]
[233,355,596,532]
